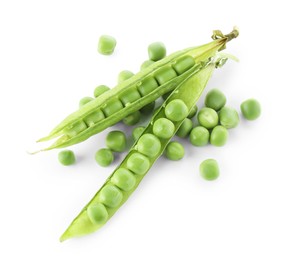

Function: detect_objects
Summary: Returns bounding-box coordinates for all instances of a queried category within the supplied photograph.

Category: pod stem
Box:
[212,26,239,50]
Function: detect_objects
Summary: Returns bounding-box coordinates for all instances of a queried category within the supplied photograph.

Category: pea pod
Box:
[60,62,216,241]
[35,29,238,152]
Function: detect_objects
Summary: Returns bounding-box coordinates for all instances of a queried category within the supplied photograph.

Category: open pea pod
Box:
[35,28,238,152]
[60,61,216,241]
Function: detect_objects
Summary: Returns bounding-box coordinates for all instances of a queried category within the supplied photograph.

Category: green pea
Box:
[219,106,239,128]
[87,203,108,225]
[106,131,127,152]
[99,185,123,208]
[140,101,155,114]
[210,125,228,147]
[102,98,124,117]
[187,105,198,118]
[165,99,188,121]
[132,126,145,141]
[95,148,114,167]
[189,126,210,146]
[137,134,161,158]
[118,70,134,84]
[94,85,110,98]
[127,152,150,175]
[240,98,261,120]
[205,89,226,111]
[148,42,166,61]
[199,159,220,181]
[137,76,158,96]
[111,168,136,191]
[79,97,94,108]
[153,118,175,139]
[154,66,177,85]
[84,110,105,127]
[172,55,195,75]
[165,141,185,161]
[58,150,76,166]
[140,60,155,70]
[176,118,193,138]
[98,35,116,55]
[119,88,141,106]
[197,107,218,129]
[123,111,141,126]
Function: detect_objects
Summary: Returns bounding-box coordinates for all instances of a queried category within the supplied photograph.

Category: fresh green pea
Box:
[123,111,141,126]
[140,60,155,70]
[106,131,127,152]
[118,70,134,84]
[240,98,261,120]
[58,150,76,166]
[219,106,239,128]
[140,101,155,114]
[148,42,166,61]
[99,185,123,208]
[187,105,198,118]
[165,141,185,161]
[197,107,218,129]
[127,152,150,175]
[132,126,145,141]
[176,118,193,138]
[199,159,220,181]
[94,85,110,98]
[79,97,94,108]
[119,87,141,106]
[111,168,136,191]
[165,99,188,122]
[205,88,226,111]
[102,98,124,117]
[153,118,175,139]
[189,126,210,146]
[210,125,228,146]
[172,55,195,75]
[87,203,108,225]
[95,148,114,167]
[154,66,177,85]
[98,35,117,55]
[137,134,161,158]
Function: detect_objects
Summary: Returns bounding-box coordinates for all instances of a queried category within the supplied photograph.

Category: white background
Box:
[1,0,289,259]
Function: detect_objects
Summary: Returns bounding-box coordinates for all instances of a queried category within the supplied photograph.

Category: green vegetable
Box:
[94,85,110,98]
[132,126,145,141]
[79,97,94,108]
[210,125,228,146]
[152,118,175,139]
[87,203,108,225]
[165,141,185,161]
[118,70,134,84]
[240,98,261,120]
[148,42,166,61]
[199,159,220,181]
[99,185,123,207]
[140,60,155,70]
[58,150,76,166]
[98,35,117,55]
[165,99,188,122]
[187,105,198,118]
[205,88,226,111]
[123,111,141,126]
[111,168,136,191]
[219,106,239,128]
[137,134,162,158]
[176,118,193,138]
[197,107,218,129]
[127,152,150,175]
[106,131,127,152]
[189,126,210,146]
[95,148,114,167]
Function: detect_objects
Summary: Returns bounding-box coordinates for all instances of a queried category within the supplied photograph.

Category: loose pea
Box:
[219,106,239,128]
[187,105,198,118]
[240,98,261,120]
[87,203,108,225]
[95,148,114,167]
[137,134,161,158]
[98,35,116,55]
[94,85,110,98]
[148,42,166,61]
[123,111,141,126]
[199,159,220,181]
[58,150,76,166]
[118,70,134,84]
[106,131,127,152]
[205,89,226,111]
[79,97,94,108]
[99,185,123,208]
[127,152,150,175]
[140,101,155,114]
[210,125,228,147]
[176,118,193,138]
[165,99,188,122]
[165,141,185,161]
[153,118,175,139]
[111,168,136,191]
[132,126,145,141]
[189,126,210,146]
[197,107,219,129]
[140,60,155,70]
